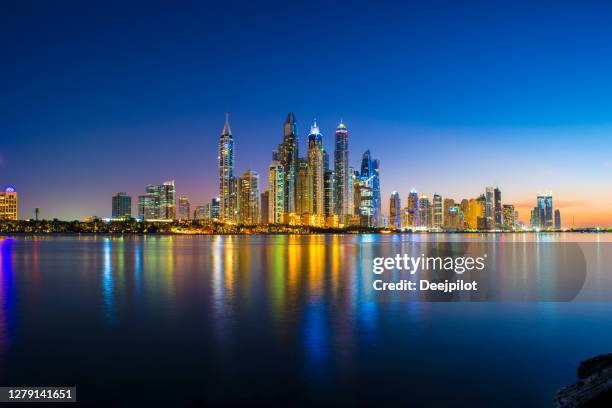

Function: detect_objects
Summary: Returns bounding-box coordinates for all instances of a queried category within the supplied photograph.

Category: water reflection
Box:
[0,234,611,406]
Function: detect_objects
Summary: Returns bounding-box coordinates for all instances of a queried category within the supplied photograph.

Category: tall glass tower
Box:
[218,113,234,222]
[278,112,298,214]
[334,120,349,220]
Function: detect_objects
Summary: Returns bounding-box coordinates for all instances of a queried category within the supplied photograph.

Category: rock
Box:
[556,354,612,407]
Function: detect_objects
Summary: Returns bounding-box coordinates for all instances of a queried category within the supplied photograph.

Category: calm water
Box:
[1,234,612,406]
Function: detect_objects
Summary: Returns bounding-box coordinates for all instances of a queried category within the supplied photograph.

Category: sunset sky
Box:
[3,1,612,226]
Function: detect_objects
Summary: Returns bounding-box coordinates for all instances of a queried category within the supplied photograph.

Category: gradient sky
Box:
[3,0,612,226]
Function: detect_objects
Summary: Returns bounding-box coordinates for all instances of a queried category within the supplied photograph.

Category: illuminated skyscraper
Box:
[278,112,298,214]
[239,170,259,225]
[307,120,325,218]
[359,150,381,227]
[161,180,176,220]
[389,191,401,229]
[406,189,419,227]
[219,113,235,222]
[419,195,431,228]
[111,192,131,220]
[211,197,220,220]
[268,159,284,223]
[485,187,494,229]
[443,198,455,228]
[0,187,18,220]
[296,158,309,215]
[433,194,443,228]
[464,198,484,230]
[178,194,190,220]
[503,204,515,229]
[554,208,561,229]
[334,120,349,220]
[494,187,503,228]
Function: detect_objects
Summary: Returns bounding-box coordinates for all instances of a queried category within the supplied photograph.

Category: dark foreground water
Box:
[1,234,612,406]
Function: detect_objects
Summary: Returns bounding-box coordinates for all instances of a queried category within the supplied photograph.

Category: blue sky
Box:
[2,0,612,225]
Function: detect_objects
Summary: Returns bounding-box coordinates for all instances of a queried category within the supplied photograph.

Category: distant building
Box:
[0,187,18,220]
[389,191,401,229]
[194,205,208,220]
[178,194,190,220]
[485,187,495,229]
[405,189,419,228]
[112,192,132,220]
[554,208,561,229]
[494,187,503,228]
[443,198,455,229]
[419,195,431,228]
[432,194,443,228]
[211,198,220,221]
[503,204,515,229]
[535,194,554,229]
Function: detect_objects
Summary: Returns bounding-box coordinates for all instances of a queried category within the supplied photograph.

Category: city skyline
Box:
[3,1,612,226]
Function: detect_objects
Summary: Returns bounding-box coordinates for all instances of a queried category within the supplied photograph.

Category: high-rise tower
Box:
[307,120,324,218]
[278,112,299,215]
[219,113,234,222]
[334,120,349,221]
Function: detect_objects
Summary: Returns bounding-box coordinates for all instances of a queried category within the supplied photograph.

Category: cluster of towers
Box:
[389,187,561,231]
[389,187,516,231]
[218,112,382,228]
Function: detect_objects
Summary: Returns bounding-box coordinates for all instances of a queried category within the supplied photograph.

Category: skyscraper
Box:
[494,187,503,228]
[443,198,455,229]
[334,120,349,221]
[268,159,284,224]
[278,112,298,215]
[419,195,431,228]
[537,194,553,229]
[111,192,132,220]
[239,170,259,225]
[389,191,401,229]
[296,158,309,215]
[503,204,515,230]
[433,194,443,228]
[307,120,325,219]
[406,189,419,227]
[485,187,495,229]
[161,180,176,220]
[0,187,18,220]
[359,150,382,227]
[219,113,235,222]
[178,194,190,220]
